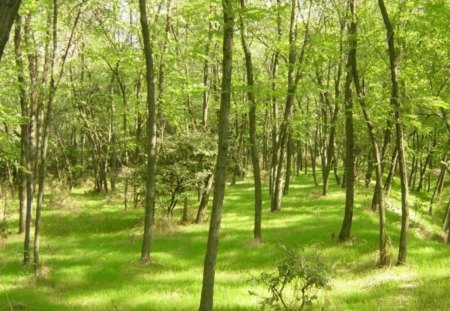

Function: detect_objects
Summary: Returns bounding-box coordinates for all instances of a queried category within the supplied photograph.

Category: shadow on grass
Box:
[0,172,449,310]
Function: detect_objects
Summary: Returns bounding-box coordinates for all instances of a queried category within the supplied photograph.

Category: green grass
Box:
[1,173,449,310]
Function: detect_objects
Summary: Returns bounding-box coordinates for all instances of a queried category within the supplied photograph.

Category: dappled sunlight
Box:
[1,173,450,310]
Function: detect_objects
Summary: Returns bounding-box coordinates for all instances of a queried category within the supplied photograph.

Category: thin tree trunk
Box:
[139,0,158,262]
[196,174,214,224]
[339,2,356,241]
[239,0,262,241]
[416,131,435,192]
[23,14,36,266]
[272,0,311,211]
[202,20,213,127]
[14,15,27,234]
[348,0,386,264]
[378,0,410,265]
[34,1,81,273]
[283,131,292,196]
[198,1,234,309]
[429,153,447,213]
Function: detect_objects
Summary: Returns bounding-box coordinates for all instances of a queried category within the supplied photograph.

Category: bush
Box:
[250,247,330,311]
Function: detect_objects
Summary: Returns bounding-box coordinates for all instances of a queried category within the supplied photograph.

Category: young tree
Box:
[348,0,386,265]
[139,0,158,262]
[198,0,234,309]
[338,0,355,241]
[378,0,410,265]
[239,0,262,242]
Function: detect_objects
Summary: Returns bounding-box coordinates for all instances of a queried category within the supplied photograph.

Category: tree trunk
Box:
[348,0,386,264]
[0,0,22,61]
[271,0,310,211]
[384,154,398,201]
[239,0,262,241]
[339,2,356,241]
[14,15,27,234]
[283,130,292,195]
[139,0,158,262]
[442,198,450,231]
[196,174,214,224]
[430,154,447,213]
[202,20,213,127]
[198,1,234,309]
[378,0,410,265]
[22,14,36,266]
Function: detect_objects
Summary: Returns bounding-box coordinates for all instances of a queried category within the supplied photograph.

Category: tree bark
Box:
[348,0,386,264]
[139,0,158,262]
[198,1,234,309]
[0,0,22,61]
[239,0,262,241]
[339,0,356,241]
[271,0,310,212]
[378,0,410,265]
[196,174,214,224]
[14,15,27,234]
[199,0,234,311]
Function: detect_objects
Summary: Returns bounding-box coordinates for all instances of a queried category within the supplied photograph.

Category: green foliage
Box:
[156,130,216,214]
[251,247,330,311]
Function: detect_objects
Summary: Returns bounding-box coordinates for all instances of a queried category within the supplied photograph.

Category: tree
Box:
[198,0,234,309]
[338,0,355,242]
[239,0,262,242]
[0,0,22,61]
[348,0,386,265]
[139,0,158,263]
[378,0,410,265]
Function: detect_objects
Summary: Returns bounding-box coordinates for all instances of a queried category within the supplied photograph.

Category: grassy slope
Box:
[1,174,449,311]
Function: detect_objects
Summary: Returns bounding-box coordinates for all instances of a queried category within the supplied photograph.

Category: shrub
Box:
[250,247,330,311]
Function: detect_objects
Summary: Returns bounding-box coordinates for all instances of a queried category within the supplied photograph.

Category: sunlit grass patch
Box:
[1,173,449,310]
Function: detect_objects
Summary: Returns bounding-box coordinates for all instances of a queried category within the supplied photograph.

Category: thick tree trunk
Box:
[378,0,409,265]
[239,0,262,241]
[139,0,158,262]
[198,1,234,309]
[0,0,22,61]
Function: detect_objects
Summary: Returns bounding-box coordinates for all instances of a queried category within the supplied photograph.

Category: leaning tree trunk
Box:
[378,0,410,265]
[198,1,234,310]
[0,0,22,61]
[139,0,158,262]
[348,0,386,265]
[271,0,310,212]
[196,174,214,224]
[34,0,82,274]
[239,0,262,241]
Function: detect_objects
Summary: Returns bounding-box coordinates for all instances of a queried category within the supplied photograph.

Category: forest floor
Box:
[1,174,449,311]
